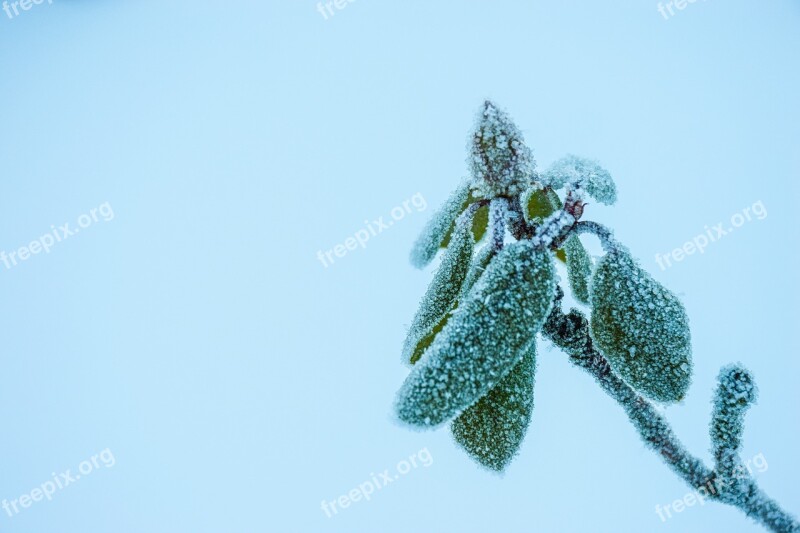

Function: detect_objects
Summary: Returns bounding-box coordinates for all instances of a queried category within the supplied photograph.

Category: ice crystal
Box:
[451,342,535,472]
[541,155,617,205]
[395,241,555,428]
[711,365,758,476]
[410,180,472,269]
[589,248,692,402]
[441,200,489,248]
[564,235,592,305]
[468,101,536,198]
[394,102,799,532]
[403,208,475,364]
[489,197,508,250]
[530,209,576,249]
[460,245,496,301]
[543,297,800,533]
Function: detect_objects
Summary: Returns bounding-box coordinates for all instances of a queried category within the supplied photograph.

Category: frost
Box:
[530,209,576,249]
[410,180,471,269]
[468,101,536,198]
[451,342,535,472]
[403,208,475,364]
[564,235,592,305]
[441,201,489,248]
[395,241,555,428]
[488,197,508,250]
[541,155,617,205]
[589,248,692,402]
[543,298,800,532]
[394,102,800,531]
[460,245,496,301]
[521,187,557,225]
[711,365,758,475]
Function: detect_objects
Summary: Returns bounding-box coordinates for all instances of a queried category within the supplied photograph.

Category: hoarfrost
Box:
[395,241,555,427]
[468,101,536,198]
[589,248,692,402]
[541,155,617,205]
[410,180,471,269]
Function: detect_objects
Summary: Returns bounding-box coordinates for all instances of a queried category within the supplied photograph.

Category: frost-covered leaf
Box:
[408,309,452,367]
[395,241,555,427]
[541,155,617,205]
[403,212,475,364]
[451,342,535,472]
[441,201,489,248]
[564,235,592,305]
[589,248,691,402]
[472,204,490,243]
[522,188,555,224]
[469,101,536,198]
[410,181,471,269]
[409,244,497,366]
[460,245,496,300]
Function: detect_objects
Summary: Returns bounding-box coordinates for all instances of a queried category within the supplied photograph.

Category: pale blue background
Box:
[1,1,798,532]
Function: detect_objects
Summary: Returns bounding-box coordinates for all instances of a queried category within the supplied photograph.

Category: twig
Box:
[541,290,800,533]
[489,198,508,252]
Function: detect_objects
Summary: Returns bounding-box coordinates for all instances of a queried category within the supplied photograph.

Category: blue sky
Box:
[1,1,798,532]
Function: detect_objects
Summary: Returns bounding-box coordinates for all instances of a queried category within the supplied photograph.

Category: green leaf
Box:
[541,155,617,205]
[395,241,555,427]
[522,187,564,226]
[402,212,475,364]
[409,245,497,366]
[441,200,488,248]
[523,188,556,223]
[409,307,453,365]
[564,235,592,305]
[589,248,692,402]
[410,181,471,269]
[468,101,536,197]
[471,204,489,243]
[451,342,535,472]
[460,245,497,300]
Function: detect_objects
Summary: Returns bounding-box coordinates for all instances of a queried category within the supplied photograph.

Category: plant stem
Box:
[541,295,800,533]
[572,220,617,252]
[489,198,508,251]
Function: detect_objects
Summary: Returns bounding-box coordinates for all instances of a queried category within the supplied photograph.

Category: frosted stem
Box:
[505,195,531,240]
[711,365,757,481]
[456,200,484,230]
[489,198,508,251]
[542,293,800,533]
[573,220,617,252]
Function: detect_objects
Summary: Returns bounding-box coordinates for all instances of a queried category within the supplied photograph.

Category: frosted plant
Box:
[394,101,799,532]
[468,100,537,198]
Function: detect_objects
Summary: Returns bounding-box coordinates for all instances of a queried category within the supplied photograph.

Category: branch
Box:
[711,364,757,480]
[572,220,617,252]
[505,195,531,241]
[541,291,800,533]
[489,197,508,252]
